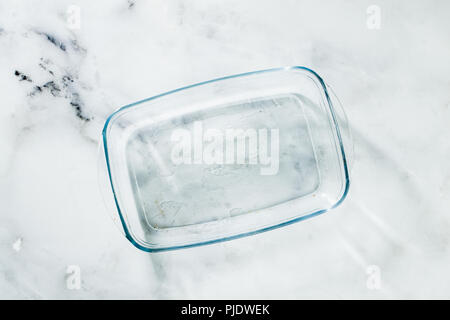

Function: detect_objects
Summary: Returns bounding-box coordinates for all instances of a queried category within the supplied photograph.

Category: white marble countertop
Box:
[0,0,449,299]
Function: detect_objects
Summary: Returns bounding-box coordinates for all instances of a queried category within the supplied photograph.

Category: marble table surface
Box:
[1,0,449,299]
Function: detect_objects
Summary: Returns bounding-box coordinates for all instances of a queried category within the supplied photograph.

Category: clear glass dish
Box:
[100,67,351,252]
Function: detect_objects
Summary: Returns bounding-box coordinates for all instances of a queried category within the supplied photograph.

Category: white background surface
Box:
[0,0,449,299]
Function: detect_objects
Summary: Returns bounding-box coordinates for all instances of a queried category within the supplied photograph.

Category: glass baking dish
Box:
[100,67,350,252]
